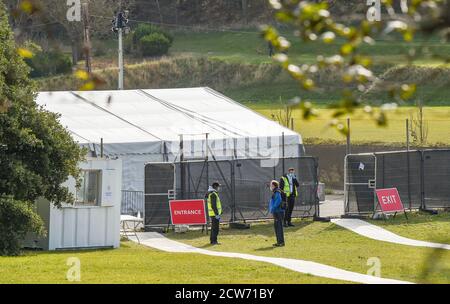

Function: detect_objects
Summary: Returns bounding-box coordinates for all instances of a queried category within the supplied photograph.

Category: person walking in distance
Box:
[280,167,299,227]
[269,180,285,247]
[206,182,222,245]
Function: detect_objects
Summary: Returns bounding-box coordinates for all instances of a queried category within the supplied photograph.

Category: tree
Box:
[0,1,85,255]
[19,0,135,65]
[410,98,428,147]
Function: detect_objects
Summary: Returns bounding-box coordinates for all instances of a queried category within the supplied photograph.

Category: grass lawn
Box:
[249,105,450,145]
[0,241,343,284]
[171,31,450,106]
[167,212,450,284]
[367,211,450,244]
[171,30,450,66]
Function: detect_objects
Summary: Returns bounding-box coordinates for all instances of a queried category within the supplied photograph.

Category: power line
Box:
[15,21,60,29]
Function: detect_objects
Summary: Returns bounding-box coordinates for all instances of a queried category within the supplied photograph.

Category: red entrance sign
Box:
[375,188,404,213]
[169,199,207,225]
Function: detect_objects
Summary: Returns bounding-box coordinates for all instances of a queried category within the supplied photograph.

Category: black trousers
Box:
[284,195,296,224]
[273,212,285,244]
[210,217,220,244]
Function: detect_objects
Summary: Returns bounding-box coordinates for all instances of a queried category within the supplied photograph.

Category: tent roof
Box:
[36,87,302,146]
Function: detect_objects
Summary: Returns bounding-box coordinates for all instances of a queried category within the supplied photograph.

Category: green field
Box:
[168,212,450,284]
[171,30,450,66]
[249,105,450,145]
[170,30,450,105]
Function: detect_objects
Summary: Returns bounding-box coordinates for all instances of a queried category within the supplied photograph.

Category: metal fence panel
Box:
[176,160,234,222]
[345,149,450,215]
[144,157,320,227]
[121,190,144,216]
[375,151,423,210]
[232,158,274,221]
[144,163,175,226]
[423,150,450,208]
[345,154,376,214]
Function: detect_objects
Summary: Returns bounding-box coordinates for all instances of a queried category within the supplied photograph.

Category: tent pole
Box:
[179,135,185,199]
[100,138,103,158]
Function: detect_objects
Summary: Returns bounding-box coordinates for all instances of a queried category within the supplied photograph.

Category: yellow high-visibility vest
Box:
[281,176,297,197]
[207,192,222,216]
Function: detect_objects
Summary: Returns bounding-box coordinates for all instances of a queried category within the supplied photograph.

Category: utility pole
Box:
[82,2,92,73]
[112,9,129,90]
[118,24,124,90]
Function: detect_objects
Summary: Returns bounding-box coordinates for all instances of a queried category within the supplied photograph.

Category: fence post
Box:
[407,150,412,210]
[420,150,426,210]
[346,118,351,155]
[179,135,185,199]
[314,157,320,217]
[230,161,236,222]
[406,119,410,151]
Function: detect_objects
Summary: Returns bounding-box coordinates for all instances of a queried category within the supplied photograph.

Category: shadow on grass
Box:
[168,218,317,242]
[18,246,116,258]
[254,246,278,252]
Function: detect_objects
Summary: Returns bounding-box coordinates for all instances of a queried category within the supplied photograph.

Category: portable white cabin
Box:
[24,157,122,250]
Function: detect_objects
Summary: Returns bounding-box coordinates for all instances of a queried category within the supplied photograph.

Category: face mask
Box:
[270,185,275,191]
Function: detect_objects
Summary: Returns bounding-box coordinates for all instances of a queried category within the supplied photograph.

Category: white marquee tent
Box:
[36,87,304,192]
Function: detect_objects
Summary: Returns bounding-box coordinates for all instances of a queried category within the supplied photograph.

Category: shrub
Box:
[133,24,173,45]
[139,33,171,57]
[0,196,45,256]
[26,50,72,78]
[127,24,173,57]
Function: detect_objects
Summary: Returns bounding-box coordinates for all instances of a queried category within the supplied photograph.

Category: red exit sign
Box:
[375,188,405,213]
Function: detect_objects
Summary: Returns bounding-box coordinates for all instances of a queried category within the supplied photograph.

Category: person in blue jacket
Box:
[269,180,285,247]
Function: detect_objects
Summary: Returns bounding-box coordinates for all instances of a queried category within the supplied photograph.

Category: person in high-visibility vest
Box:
[280,167,300,227]
[206,181,223,245]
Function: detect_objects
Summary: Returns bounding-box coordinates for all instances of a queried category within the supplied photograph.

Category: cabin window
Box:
[76,170,102,206]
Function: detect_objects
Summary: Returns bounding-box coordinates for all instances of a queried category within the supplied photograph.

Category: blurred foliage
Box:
[73,69,106,91]
[25,48,72,78]
[271,96,318,128]
[262,0,450,135]
[419,241,450,283]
